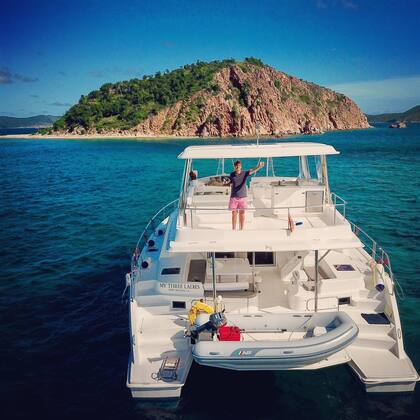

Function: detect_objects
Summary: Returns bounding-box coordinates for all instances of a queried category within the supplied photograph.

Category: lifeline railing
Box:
[128,195,405,301]
[131,198,179,273]
[183,201,346,229]
[348,221,405,300]
[330,193,347,224]
[327,193,405,299]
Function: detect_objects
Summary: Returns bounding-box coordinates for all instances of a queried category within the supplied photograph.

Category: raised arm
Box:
[249,161,265,175]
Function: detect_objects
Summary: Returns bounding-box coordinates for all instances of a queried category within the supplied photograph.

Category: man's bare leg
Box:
[239,210,245,230]
[232,210,237,230]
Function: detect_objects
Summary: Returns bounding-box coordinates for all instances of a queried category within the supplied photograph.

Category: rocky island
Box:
[0,115,60,129]
[367,105,420,125]
[45,58,369,138]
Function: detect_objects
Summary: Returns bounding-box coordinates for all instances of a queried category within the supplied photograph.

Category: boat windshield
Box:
[187,156,325,184]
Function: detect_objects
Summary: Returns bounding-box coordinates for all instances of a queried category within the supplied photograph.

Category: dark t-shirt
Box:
[229,170,250,198]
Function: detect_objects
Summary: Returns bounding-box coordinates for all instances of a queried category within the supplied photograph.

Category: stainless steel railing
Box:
[129,193,404,301]
[330,192,347,223]
[305,296,339,312]
[183,202,346,229]
[329,192,404,299]
[131,198,179,273]
[349,221,405,299]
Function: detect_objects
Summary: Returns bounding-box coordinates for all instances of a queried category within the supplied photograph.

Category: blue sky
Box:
[1,0,419,116]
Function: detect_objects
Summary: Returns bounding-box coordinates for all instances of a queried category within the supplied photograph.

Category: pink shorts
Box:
[229,197,247,210]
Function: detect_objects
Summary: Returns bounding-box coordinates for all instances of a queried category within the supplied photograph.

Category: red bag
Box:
[218,326,241,341]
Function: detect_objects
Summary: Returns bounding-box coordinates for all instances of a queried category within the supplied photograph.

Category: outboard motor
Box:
[209,311,227,328]
[191,311,227,342]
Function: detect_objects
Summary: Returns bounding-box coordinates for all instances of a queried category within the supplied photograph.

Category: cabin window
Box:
[187,260,206,283]
[172,301,186,309]
[247,252,275,266]
[272,157,299,178]
[161,267,181,275]
[215,252,235,259]
[334,264,355,272]
[338,297,350,305]
[307,156,323,183]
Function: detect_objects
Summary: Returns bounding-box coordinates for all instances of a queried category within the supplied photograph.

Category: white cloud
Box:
[328,75,420,114]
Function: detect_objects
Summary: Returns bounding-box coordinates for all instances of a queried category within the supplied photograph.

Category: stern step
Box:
[350,297,384,312]
[348,347,419,393]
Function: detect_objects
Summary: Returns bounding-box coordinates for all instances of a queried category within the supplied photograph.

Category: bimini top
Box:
[178,142,339,160]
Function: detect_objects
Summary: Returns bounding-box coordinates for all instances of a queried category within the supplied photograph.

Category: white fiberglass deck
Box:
[170,209,362,253]
[127,310,192,399]
[173,171,359,252]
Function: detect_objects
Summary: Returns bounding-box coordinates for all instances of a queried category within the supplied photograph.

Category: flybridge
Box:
[171,141,356,253]
[177,142,339,159]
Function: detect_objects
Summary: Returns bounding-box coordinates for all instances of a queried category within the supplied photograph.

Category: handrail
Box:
[184,202,345,229]
[128,193,404,302]
[330,192,347,223]
[305,296,339,311]
[131,198,179,272]
[182,189,347,227]
[184,203,344,211]
[349,221,405,300]
[330,192,347,206]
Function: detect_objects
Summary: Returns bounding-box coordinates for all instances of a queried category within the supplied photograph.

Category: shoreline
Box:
[0,133,296,141]
[0,133,199,140]
[0,127,373,141]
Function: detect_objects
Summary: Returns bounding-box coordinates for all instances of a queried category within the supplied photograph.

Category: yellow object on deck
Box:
[188,300,214,325]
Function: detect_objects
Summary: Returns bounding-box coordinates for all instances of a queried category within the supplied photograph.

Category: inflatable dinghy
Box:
[192,312,358,370]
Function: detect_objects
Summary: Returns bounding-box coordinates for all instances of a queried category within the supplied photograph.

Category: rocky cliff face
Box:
[136,65,368,137]
[55,62,370,137]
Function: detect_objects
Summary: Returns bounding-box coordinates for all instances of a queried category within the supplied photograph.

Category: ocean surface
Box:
[0,125,419,419]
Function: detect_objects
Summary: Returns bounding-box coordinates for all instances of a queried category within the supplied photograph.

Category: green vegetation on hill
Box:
[366,105,420,123]
[0,115,60,129]
[54,58,265,132]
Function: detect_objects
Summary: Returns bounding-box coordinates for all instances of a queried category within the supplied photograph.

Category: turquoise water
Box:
[0,125,419,419]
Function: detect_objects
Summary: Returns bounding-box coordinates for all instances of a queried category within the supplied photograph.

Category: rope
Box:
[121,272,131,304]
[121,282,129,303]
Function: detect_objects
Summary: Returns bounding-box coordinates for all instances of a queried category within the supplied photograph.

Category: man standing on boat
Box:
[228,160,264,230]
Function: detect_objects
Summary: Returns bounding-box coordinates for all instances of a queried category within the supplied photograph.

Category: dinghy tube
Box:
[192,312,358,370]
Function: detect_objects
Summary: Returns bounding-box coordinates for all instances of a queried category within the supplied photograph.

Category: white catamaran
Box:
[125,142,418,399]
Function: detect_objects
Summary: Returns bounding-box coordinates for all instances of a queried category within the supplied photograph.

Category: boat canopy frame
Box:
[177,143,336,224]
